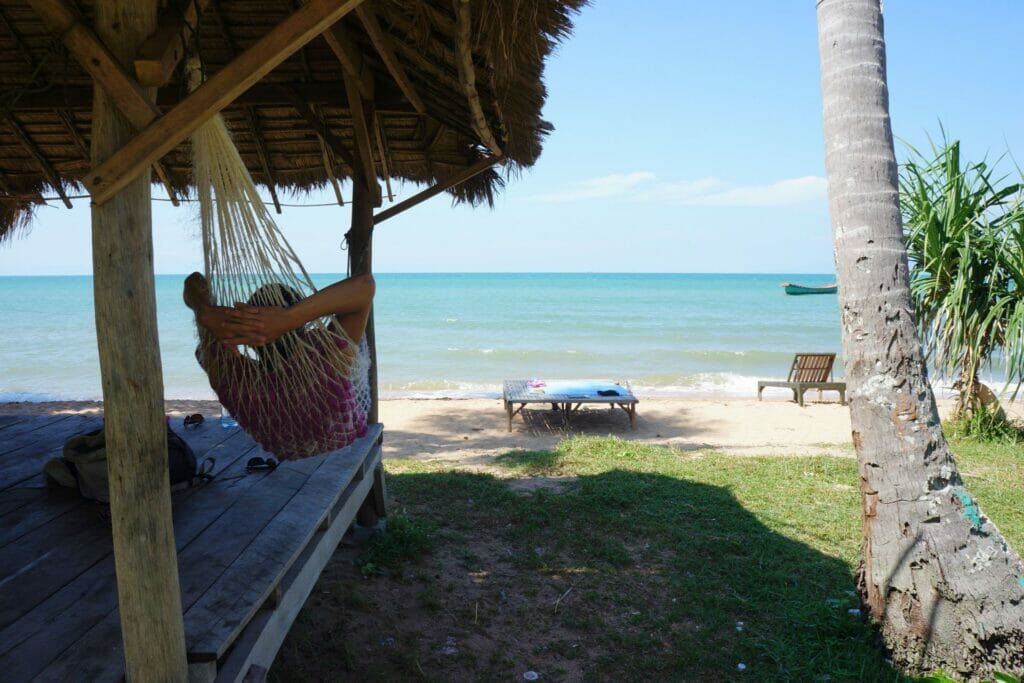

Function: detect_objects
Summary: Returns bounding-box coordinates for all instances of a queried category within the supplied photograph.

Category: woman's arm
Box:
[235,273,376,345]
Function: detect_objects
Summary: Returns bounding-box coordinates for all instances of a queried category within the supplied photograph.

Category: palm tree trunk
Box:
[816,0,1024,677]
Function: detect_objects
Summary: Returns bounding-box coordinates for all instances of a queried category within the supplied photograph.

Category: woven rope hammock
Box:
[188,61,370,458]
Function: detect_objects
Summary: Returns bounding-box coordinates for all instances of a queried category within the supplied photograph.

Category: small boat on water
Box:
[780,282,838,295]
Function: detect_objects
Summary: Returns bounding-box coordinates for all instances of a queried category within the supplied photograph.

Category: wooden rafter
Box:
[321,20,373,100]
[373,154,502,225]
[30,0,161,127]
[424,118,444,150]
[452,0,503,156]
[57,109,89,158]
[320,139,345,206]
[282,85,357,170]
[374,113,393,202]
[319,17,381,203]
[355,5,426,114]
[211,3,281,214]
[29,0,179,205]
[286,0,317,83]
[134,0,209,86]
[340,68,382,206]
[83,0,367,206]
[246,108,282,213]
[6,114,72,208]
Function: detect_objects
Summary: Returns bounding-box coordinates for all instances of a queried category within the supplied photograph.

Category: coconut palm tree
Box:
[816,0,1024,677]
[900,136,1024,414]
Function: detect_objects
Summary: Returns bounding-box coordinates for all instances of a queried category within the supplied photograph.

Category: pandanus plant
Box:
[899,135,1024,414]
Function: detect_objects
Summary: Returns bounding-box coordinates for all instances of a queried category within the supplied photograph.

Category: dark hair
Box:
[247,283,301,308]
[248,283,303,364]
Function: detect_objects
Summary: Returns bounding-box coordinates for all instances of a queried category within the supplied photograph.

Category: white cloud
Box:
[538,172,827,207]
[660,176,828,207]
[535,171,656,201]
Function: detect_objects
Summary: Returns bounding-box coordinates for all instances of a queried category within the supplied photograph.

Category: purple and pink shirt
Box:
[199,330,368,460]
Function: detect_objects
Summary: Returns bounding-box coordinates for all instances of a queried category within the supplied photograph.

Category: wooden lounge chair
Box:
[757,353,847,406]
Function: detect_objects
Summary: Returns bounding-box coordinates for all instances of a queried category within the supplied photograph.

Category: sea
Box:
[0,272,867,402]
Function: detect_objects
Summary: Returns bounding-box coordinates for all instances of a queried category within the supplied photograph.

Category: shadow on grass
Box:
[273,456,906,682]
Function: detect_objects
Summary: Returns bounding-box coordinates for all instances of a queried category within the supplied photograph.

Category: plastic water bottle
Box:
[220,405,238,429]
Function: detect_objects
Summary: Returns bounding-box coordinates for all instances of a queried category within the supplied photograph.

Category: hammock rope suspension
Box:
[188,58,370,458]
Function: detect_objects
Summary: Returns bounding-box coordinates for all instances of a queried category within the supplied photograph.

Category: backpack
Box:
[46,422,201,503]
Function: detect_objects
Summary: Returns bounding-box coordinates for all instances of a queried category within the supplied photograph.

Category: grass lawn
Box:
[271,436,1024,682]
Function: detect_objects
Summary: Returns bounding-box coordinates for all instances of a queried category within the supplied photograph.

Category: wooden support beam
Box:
[373,154,502,225]
[281,86,357,170]
[208,5,281,214]
[341,70,382,206]
[348,180,377,421]
[57,108,89,158]
[452,0,503,156]
[91,1,189,680]
[350,182,385,529]
[134,0,209,86]
[320,141,345,206]
[5,115,73,208]
[374,113,393,202]
[321,20,373,100]
[354,5,426,114]
[247,108,282,214]
[84,0,367,206]
[29,0,179,205]
[30,0,162,126]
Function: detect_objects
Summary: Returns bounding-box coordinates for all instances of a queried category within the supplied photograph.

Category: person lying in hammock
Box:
[183,272,375,460]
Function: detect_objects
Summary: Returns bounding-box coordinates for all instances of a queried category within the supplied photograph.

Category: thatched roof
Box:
[0,0,585,241]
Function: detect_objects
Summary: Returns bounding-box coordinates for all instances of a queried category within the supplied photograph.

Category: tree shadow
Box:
[274,457,907,682]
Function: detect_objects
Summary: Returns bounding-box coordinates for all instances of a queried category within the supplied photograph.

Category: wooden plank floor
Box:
[0,413,383,682]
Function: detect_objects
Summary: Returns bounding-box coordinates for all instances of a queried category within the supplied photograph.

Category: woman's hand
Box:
[230,304,297,346]
[196,305,269,351]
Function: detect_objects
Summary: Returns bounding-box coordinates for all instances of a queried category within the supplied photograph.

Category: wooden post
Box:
[350,178,387,527]
[349,178,378,422]
[91,1,188,680]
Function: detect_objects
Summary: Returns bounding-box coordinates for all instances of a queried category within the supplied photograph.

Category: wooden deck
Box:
[0,413,384,682]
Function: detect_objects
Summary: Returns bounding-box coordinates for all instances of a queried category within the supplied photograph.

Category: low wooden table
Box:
[503,379,638,431]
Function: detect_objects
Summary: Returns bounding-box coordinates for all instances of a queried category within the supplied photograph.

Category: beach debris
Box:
[825,597,842,608]
[379,635,397,648]
[523,672,540,681]
[441,636,459,656]
[736,621,745,632]
[848,608,862,617]
[553,586,573,612]
[737,663,747,671]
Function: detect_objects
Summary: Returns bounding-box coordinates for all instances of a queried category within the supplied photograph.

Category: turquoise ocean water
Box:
[0,273,849,401]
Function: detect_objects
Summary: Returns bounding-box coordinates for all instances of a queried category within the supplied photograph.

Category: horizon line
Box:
[0,270,838,277]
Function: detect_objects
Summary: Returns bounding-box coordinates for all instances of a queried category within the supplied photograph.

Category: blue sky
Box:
[2,1,1022,275]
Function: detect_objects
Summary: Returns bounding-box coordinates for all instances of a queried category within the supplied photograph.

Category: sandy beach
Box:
[0,395,982,464]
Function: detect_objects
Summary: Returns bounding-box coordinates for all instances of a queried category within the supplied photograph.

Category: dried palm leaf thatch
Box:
[191,65,369,458]
[0,197,37,245]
